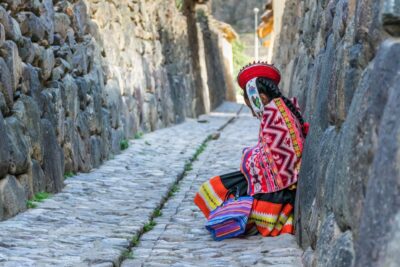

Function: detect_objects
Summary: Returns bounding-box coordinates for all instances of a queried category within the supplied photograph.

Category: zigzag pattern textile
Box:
[241,98,305,195]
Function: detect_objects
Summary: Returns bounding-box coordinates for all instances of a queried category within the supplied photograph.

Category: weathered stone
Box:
[40,119,64,193]
[326,231,355,267]
[76,76,89,110]
[72,43,89,75]
[20,63,41,100]
[315,214,341,266]
[16,12,45,42]
[110,128,124,154]
[0,6,22,41]
[17,37,35,64]
[0,40,22,92]
[13,95,43,162]
[5,117,30,175]
[63,117,80,173]
[0,23,5,46]
[0,113,10,178]
[0,175,26,219]
[72,0,88,39]
[0,57,14,108]
[61,74,79,119]
[39,0,54,44]
[38,47,55,81]
[354,41,400,267]
[104,80,121,129]
[90,136,102,168]
[0,91,8,115]
[2,0,22,12]
[17,173,33,200]
[54,12,71,40]
[30,159,46,194]
[273,0,400,266]
[382,212,400,267]
[382,0,400,36]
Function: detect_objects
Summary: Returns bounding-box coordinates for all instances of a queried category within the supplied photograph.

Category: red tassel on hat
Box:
[302,122,310,137]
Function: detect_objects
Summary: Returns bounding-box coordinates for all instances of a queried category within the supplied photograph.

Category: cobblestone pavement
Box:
[122,108,303,267]
[0,103,243,267]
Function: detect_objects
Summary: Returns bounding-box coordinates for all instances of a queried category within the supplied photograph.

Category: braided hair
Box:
[244,77,305,128]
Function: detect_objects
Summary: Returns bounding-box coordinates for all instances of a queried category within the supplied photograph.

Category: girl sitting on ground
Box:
[194,62,308,237]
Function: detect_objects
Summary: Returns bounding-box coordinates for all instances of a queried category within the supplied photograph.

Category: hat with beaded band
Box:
[237,62,281,90]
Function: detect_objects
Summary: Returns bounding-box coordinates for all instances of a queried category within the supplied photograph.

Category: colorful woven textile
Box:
[194,174,295,237]
[241,98,305,195]
[205,196,253,241]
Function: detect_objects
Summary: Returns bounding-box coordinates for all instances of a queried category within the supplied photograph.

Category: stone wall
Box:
[272,0,400,266]
[0,0,229,220]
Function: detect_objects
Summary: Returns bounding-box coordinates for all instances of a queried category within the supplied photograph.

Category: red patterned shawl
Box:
[241,98,305,195]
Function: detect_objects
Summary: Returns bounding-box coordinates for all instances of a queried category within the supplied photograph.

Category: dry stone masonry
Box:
[0,103,242,266]
[272,0,400,266]
[0,0,231,221]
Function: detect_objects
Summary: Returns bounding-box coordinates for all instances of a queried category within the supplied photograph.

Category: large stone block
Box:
[30,159,46,194]
[0,23,5,46]
[20,63,41,102]
[63,117,80,173]
[40,0,55,44]
[13,95,43,162]
[382,0,400,36]
[38,47,55,81]
[16,11,46,42]
[0,57,13,109]
[72,0,88,39]
[61,74,79,120]
[0,91,8,115]
[0,40,22,93]
[5,117,30,176]
[17,173,33,200]
[354,40,400,267]
[40,119,64,193]
[0,6,22,41]
[54,12,71,40]
[0,113,10,178]
[0,175,26,219]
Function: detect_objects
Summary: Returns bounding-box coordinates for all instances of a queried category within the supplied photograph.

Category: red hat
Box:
[237,62,281,90]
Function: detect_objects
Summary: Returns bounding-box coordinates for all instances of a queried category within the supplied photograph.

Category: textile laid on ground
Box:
[241,98,305,195]
[194,172,295,237]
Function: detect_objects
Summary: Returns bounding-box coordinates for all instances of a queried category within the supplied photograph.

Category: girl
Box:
[194,62,308,237]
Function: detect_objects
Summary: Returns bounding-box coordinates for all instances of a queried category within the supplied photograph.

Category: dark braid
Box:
[255,77,305,127]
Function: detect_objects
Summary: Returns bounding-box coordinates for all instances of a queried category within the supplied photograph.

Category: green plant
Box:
[26,192,52,209]
[121,250,134,259]
[33,192,51,202]
[153,208,162,218]
[26,200,37,209]
[64,171,75,179]
[120,139,129,150]
[134,132,143,139]
[175,0,183,11]
[145,141,151,146]
[184,162,193,173]
[143,221,156,232]
[131,235,140,247]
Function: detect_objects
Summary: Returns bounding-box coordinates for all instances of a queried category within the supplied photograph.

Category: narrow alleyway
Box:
[0,103,302,266]
[122,104,303,267]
